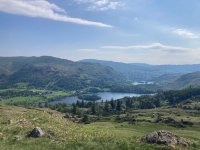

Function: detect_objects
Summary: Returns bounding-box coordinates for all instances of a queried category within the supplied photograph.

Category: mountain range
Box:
[0,56,125,90]
[80,59,200,82]
[0,56,200,91]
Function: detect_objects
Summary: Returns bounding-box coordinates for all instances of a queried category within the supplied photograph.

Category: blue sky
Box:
[0,0,200,64]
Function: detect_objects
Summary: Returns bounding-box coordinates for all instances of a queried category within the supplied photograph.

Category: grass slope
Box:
[0,105,200,150]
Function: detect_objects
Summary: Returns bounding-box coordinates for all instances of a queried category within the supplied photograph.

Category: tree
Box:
[44,102,48,107]
[91,102,96,114]
[104,100,110,112]
[110,99,116,110]
[116,100,122,111]
[125,98,133,109]
[96,103,101,119]
[76,100,81,107]
[81,114,90,124]
[81,100,85,107]
[72,103,77,114]
[139,99,155,109]
[38,102,43,108]
[154,98,161,107]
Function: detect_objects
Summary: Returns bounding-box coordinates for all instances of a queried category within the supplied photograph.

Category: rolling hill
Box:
[80,59,200,81]
[1,57,200,91]
[151,72,200,90]
[169,72,200,89]
[0,56,126,90]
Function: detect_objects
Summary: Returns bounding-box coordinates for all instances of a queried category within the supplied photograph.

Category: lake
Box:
[132,81,154,85]
[49,92,142,105]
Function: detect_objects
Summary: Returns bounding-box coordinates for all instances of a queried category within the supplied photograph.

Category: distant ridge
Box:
[171,71,200,89]
[80,59,200,81]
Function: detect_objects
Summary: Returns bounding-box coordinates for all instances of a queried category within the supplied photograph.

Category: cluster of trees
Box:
[34,87,200,124]
[42,96,160,115]
[51,87,200,117]
[161,87,200,105]
[46,96,161,123]
[136,87,200,108]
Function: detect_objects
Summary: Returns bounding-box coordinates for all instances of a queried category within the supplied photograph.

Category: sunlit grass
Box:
[0,104,200,150]
[0,96,46,106]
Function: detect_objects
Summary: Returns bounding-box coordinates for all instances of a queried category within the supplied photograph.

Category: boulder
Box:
[29,127,44,138]
[141,130,189,147]
[8,119,15,124]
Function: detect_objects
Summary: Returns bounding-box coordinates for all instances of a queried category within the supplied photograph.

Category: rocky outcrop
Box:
[29,127,44,138]
[141,130,189,147]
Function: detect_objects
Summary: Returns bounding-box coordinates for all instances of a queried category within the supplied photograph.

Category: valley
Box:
[1,1,200,149]
[0,56,200,150]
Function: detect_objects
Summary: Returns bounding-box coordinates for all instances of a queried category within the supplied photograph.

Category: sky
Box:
[0,0,200,64]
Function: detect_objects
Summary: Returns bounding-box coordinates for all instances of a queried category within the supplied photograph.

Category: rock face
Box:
[29,127,44,138]
[141,130,189,147]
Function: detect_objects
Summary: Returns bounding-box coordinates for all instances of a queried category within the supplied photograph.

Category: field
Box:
[0,89,72,106]
[0,104,200,150]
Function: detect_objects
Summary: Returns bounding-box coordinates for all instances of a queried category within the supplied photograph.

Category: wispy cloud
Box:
[78,49,97,52]
[75,0,124,11]
[0,0,112,27]
[78,43,200,64]
[171,28,199,39]
[101,43,191,52]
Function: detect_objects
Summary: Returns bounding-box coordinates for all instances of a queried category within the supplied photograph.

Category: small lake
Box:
[49,92,142,105]
[132,81,154,85]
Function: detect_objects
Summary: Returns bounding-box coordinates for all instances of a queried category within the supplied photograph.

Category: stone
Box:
[141,130,189,147]
[29,127,44,138]
[8,119,15,124]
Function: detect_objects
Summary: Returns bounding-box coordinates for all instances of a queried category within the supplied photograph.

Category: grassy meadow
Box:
[0,104,200,150]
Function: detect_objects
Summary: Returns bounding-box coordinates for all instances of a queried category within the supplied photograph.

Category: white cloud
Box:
[75,0,124,11]
[171,28,199,39]
[78,49,97,52]
[0,0,112,27]
[76,43,200,64]
[101,43,191,52]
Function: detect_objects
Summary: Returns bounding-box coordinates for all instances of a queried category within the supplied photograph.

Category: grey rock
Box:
[29,127,44,138]
[141,130,189,147]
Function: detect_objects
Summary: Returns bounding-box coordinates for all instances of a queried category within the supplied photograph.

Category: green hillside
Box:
[0,104,200,150]
[154,72,200,90]
[0,56,125,90]
[171,72,200,89]
[80,59,200,81]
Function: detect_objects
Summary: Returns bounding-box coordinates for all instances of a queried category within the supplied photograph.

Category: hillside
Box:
[0,105,118,150]
[0,56,125,90]
[170,72,200,89]
[80,59,200,81]
[152,72,200,90]
[0,104,200,150]
[152,73,182,85]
